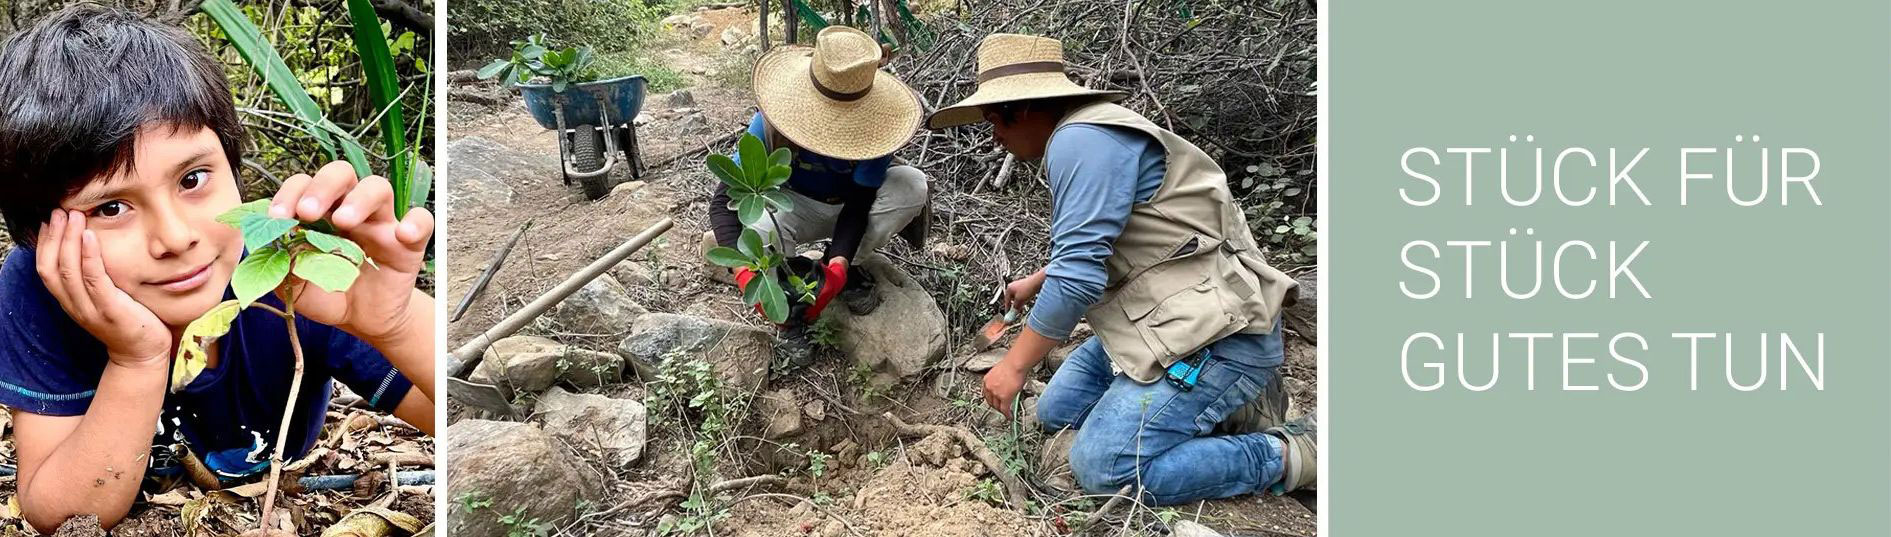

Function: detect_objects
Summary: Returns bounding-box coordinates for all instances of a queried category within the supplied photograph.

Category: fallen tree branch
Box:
[882,412,1030,510]
[1075,485,1135,534]
[709,474,787,492]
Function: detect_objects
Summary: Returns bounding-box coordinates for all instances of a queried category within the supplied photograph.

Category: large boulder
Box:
[821,255,947,389]
[617,313,774,393]
[533,388,649,467]
[447,420,598,537]
[446,137,536,210]
[546,274,645,334]
[473,335,624,394]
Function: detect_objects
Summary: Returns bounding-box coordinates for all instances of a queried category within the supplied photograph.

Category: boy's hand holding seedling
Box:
[266,160,435,347]
[32,210,172,368]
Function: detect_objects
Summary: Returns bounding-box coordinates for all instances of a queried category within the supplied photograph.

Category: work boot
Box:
[777,323,817,369]
[840,265,880,315]
[1266,414,1317,494]
[1215,373,1296,435]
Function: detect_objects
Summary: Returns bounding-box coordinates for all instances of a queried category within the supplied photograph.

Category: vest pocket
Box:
[1120,260,1243,366]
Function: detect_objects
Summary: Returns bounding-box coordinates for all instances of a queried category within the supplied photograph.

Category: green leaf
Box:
[738,228,766,260]
[706,154,745,188]
[477,59,510,79]
[737,133,767,188]
[766,165,793,188]
[293,251,360,293]
[346,0,409,217]
[762,191,794,212]
[231,246,292,307]
[410,159,434,210]
[174,300,242,392]
[202,0,370,178]
[736,195,767,228]
[240,214,300,251]
[216,199,272,227]
[768,147,792,168]
[741,269,788,324]
[706,246,752,268]
[303,230,366,264]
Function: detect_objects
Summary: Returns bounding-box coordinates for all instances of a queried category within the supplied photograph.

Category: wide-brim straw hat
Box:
[752,26,921,160]
[926,33,1126,129]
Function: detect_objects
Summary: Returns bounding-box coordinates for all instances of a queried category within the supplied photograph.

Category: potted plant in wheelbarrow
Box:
[479,35,648,200]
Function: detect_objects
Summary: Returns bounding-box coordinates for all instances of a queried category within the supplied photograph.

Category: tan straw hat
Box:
[751,26,921,160]
[926,33,1126,129]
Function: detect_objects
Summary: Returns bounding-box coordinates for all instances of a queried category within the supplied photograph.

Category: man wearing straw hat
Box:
[708,26,928,355]
[929,33,1314,504]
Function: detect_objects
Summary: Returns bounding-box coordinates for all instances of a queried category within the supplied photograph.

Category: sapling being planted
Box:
[175,199,367,533]
[703,132,819,325]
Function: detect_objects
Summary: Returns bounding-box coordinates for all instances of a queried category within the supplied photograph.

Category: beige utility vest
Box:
[1051,102,1298,384]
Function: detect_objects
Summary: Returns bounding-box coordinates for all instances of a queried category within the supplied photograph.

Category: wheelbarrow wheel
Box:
[572,124,610,200]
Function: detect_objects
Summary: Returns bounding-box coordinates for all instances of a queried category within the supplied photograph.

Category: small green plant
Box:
[806,450,833,478]
[172,199,367,531]
[498,507,552,537]
[478,34,598,92]
[704,133,805,324]
[966,478,1005,506]
[865,450,887,470]
[658,490,732,535]
[457,491,495,512]
[810,317,843,350]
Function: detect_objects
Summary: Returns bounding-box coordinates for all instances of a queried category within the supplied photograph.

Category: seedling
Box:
[704,133,811,324]
[174,198,366,532]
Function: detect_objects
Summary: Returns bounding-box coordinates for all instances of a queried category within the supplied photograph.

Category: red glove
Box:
[733,268,767,317]
[804,260,848,321]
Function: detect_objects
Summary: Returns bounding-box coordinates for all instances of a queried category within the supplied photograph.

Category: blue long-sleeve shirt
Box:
[1032,124,1274,365]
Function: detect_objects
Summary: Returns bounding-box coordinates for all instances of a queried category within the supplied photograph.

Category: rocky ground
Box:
[444,6,1317,537]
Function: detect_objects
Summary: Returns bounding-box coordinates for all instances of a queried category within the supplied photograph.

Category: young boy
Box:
[0,6,437,532]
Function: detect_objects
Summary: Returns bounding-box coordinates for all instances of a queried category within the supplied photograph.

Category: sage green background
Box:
[1330,1,1890,534]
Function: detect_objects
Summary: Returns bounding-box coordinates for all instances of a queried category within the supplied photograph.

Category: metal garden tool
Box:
[972,284,1019,351]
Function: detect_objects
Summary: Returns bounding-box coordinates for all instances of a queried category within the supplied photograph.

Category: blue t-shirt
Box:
[735,112,892,201]
[0,247,412,481]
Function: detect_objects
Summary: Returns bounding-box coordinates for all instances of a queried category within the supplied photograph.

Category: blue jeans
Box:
[1036,322,1286,505]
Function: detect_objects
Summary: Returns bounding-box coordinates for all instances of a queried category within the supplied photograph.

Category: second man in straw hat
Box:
[930,33,1315,504]
[708,26,929,362]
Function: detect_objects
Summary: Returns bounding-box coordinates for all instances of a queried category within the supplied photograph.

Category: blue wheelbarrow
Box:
[519,75,646,200]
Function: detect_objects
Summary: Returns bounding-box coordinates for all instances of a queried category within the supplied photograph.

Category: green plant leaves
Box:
[706,247,753,268]
[768,147,791,168]
[232,246,292,307]
[737,130,768,184]
[742,269,788,323]
[735,195,767,228]
[738,229,766,260]
[241,216,300,252]
[216,199,271,227]
[303,229,366,264]
[761,191,795,212]
[707,154,744,188]
[202,0,370,178]
[345,0,409,215]
[173,300,241,392]
[293,251,360,293]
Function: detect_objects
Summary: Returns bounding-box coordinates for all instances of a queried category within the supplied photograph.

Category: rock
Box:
[959,349,1004,373]
[610,259,658,288]
[477,335,623,393]
[1284,269,1316,343]
[820,254,947,389]
[832,438,860,464]
[803,399,826,421]
[1171,521,1224,537]
[610,180,646,199]
[618,313,774,393]
[688,65,709,75]
[633,112,654,126]
[667,89,696,107]
[448,420,598,537]
[1021,396,1040,431]
[537,253,561,262]
[700,231,737,286]
[679,112,711,135]
[671,107,700,115]
[660,13,692,28]
[547,275,644,335]
[759,390,803,440]
[720,26,749,47]
[446,137,532,210]
[533,387,649,466]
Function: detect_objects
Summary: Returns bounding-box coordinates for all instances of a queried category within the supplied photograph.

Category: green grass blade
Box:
[202,0,370,178]
[345,0,410,216]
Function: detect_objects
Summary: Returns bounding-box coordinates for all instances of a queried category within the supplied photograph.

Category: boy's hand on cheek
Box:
[35,210,171,366]
[268,161,434,343]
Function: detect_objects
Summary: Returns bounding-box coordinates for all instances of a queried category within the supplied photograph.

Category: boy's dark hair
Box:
[0,4,244,248]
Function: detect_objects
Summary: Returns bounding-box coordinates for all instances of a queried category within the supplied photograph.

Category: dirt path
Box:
[445,8,1317,535]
